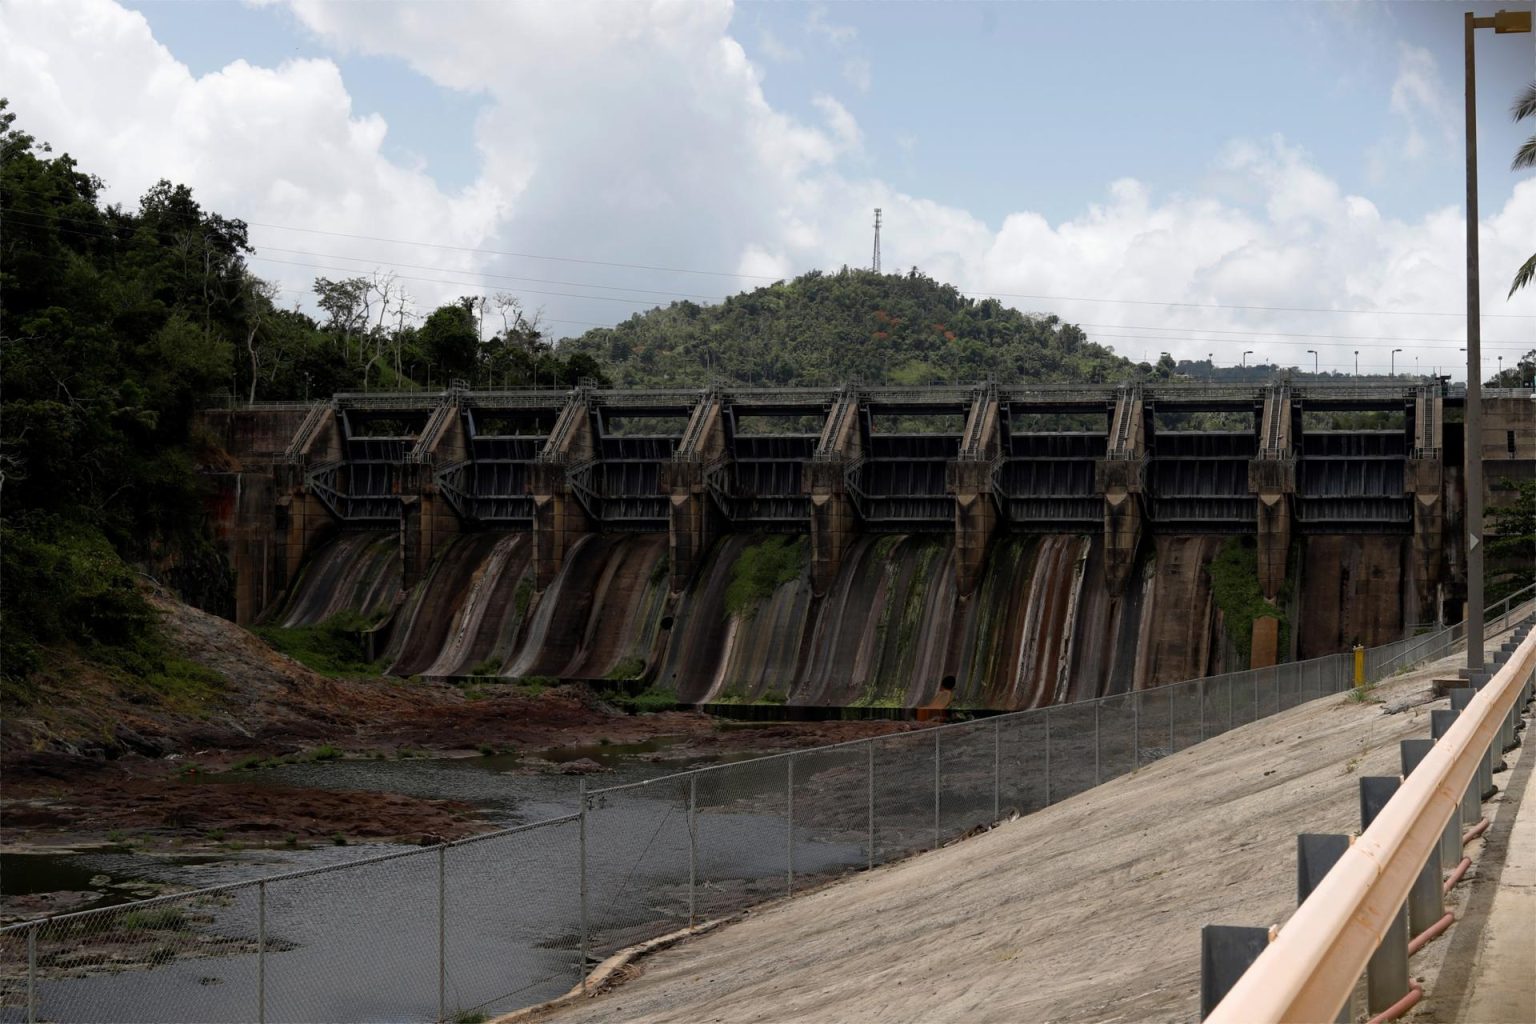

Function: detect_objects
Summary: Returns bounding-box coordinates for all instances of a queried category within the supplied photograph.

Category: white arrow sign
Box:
[1470,534,1481,551]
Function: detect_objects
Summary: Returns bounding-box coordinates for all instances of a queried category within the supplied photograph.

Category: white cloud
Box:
[1368,43,1456,181]
[757,25,800,63]
[806,7,857,47]
[842,55,872,94]
[5,0,1534,378]
[0,0,510,314]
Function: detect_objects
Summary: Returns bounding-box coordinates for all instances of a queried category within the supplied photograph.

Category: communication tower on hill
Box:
[872,208,882,274]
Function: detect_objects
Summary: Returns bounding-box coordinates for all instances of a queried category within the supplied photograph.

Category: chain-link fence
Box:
[5,584,1531,1023]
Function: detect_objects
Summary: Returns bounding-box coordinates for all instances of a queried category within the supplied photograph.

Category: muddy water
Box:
[2,742,869,1023]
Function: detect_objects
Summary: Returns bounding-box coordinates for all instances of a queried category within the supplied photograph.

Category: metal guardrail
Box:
[1204,587,1536,1023]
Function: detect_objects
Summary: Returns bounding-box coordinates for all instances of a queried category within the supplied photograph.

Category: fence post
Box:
[1045,707,1053,806]
[1133,693,1140,767]
[1253,671,1260,724]
[866,740,875,869]
[437,844,446,1024]
[786,753,795,894]
[257,881,266,1024]
[992,718,1001,822]
[933,728,941,849]
[1094,701,1101,786]
[1199,678,1206,742]
[688,774,698,928]
[1169,684,1175,754]
[579,779,588,992]
[1228,675,1234,731]
[26,923,36,1024]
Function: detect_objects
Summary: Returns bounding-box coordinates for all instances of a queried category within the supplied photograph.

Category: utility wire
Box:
[7,193,1534,320]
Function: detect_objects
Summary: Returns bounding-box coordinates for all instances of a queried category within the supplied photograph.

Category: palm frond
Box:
[1515,82,1536,123]
[1510,252,1536,299]
[1516,135,1536,171]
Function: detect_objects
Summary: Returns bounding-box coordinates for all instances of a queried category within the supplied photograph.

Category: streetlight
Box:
[1242,350,1253,368]
[1307,349,1318,374]
[1463,7,1530,670]
[1391,348,1402,376]
[1498,354,1504,383]
[1355,350,1360,376]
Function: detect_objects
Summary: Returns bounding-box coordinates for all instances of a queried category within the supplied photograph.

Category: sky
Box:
[2,0,1535,379]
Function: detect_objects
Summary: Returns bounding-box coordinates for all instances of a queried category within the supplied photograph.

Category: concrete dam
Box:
[203,380,1536,709]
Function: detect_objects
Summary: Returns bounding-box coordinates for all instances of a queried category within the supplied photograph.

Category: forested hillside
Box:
[0,104,598,690]
[564,269,1131,386]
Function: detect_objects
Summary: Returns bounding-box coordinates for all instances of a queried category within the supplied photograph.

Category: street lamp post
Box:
[1392,348,1402,377]
[1355,350,1360,376]
[1307,349,1318,374]
[1242,350,1253,368]
[1463,7,1531,671]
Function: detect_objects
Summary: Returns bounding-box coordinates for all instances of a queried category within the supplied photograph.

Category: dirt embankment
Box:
[1,592,914,851]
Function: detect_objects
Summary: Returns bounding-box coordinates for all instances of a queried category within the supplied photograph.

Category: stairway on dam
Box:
[200,380,1536,709]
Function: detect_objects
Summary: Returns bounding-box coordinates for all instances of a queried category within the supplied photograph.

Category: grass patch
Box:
[142,657,226,708]
[119,907,189,932]
[303,744,342,762]
[512,577,534,620]
[1207,537,1290,665]
[252,612,382,676]
[467,658,502,677]
[605,656,646,681]
[614,688,677,714]
[725,536,805,617]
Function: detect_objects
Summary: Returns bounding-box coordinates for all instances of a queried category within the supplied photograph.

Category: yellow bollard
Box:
[1353,645,1366,688]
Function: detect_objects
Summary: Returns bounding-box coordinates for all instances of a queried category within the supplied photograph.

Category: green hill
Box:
[565,268,1132,387]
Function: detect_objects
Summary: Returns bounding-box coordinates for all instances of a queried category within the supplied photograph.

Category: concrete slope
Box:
[536,641,1525,1024]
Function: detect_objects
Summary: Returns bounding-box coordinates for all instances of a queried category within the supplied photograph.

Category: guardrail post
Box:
[1295,832,1354,1023]
[866,741,875,869]
[1450,688,1496,798]
[257,880,266,1024]
[688,774,698,928]
[1432,709,1479,827]
[579,779,588,992]
[1360,777,1410,1016]
[1399,740,1446,938]
[1199,924,1271,1020]
[786,753,795,893]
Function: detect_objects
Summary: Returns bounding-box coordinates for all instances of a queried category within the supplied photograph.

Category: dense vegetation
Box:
[0,105,601,690]
[564,269,1132,387]
[1488,478,1536,602]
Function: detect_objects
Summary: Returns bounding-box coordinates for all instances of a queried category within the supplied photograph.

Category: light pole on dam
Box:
[1463,7,1531,671]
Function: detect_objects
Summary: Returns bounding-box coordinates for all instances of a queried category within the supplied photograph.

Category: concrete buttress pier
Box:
[532,390,597,589]
[276,401,343,599]
[808,387,863,596]
[662,392,727,591]
[1408,387,1445,617]
[1250,386,1296,602]
[402,398,466,588]
[950,383,1001,597]
[1098,386,1145,595]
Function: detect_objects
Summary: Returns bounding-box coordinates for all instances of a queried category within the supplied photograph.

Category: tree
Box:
[1510,82,1536,297]
[417,301,480,385]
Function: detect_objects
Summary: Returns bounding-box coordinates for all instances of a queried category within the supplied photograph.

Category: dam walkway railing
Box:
[3,585,1533,1023]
